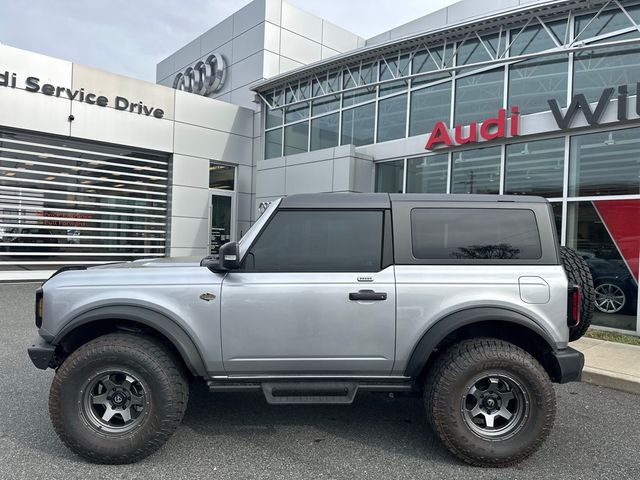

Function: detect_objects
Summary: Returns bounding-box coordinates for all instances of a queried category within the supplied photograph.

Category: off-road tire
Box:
[559,246,595,341]
[49,333,189,464]
[424,338,556,468]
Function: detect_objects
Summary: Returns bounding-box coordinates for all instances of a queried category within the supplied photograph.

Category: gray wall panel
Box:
[200,16,234,55]
[280,29,322,65]
[281,1,323,43]
[174,90,253,137]
[285,160,333,194]
[173,37,202,73]
[173,123,252,164]
[256,167,286,197]
[172,154,210,189]
[233,23,266,63]
[69,101,174,152]
[233,0,266,36]
[169,216,209,249]
[171,185,210,219]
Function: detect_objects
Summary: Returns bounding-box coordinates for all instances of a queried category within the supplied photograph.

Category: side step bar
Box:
[207,379,414,404]
[262,382,359,404]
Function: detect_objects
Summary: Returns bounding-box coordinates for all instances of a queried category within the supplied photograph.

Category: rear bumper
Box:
[27,336,56,370]
[551,346,584,383]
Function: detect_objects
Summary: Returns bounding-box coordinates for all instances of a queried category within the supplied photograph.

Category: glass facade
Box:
[451,146,501,194]
[505,138,565,198]
[263,3,640,161]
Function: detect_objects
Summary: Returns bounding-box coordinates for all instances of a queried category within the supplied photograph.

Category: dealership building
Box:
[0,0,638,334]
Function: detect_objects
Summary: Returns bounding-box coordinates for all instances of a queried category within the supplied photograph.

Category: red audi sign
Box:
[425,106,520,150]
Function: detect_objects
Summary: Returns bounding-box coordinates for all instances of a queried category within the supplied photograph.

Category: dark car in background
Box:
[579,251,638,315]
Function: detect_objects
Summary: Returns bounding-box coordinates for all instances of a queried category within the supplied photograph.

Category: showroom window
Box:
[209,164,235,190]
[569,127,640,197]
[454,69,504,126]
[265,129,283,159]
[265,107,282,129]
[451,146,501,194]
[406,154,448,194]
[284,102,309,124]
[375,160,404,193]
[284,122,309,156]
[0,130,169,271]
[409,80,452,135]
[505,137,565,197]
[311,72,340,115]
[566,200,638,332]
[573,35,640,104]
[379,54,410,97]
[341,103,375,147]
[310,113,339,151]
[412,44,453,86]
[377,93,407,143]
[574,4,640,41]
[456,34,503,65]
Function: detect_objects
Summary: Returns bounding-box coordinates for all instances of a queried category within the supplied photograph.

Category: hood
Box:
[90,256,203,270]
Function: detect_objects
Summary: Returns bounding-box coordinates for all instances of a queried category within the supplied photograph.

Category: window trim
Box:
[240,208,390,273]
[391,201,559,266]
[409,207,543,262]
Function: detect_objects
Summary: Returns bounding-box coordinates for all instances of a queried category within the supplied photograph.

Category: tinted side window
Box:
[411,208,542,260]
[245,210,384,272]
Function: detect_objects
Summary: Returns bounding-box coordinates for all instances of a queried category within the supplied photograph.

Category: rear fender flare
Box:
[403,307,557,378]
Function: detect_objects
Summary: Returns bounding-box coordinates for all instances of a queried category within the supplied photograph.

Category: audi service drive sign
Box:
[173,53,226,96]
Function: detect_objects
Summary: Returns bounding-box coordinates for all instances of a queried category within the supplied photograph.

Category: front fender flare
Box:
[53,305,208,377]
[403,307,557,378]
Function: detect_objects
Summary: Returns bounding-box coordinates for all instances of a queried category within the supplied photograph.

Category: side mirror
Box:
[218,241,241,270]
[200,242,241,272]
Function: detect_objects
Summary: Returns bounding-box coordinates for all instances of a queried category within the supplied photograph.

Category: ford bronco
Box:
[28,193,593,466]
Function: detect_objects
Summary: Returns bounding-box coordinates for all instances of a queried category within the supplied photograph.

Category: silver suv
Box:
[28,193,593,467]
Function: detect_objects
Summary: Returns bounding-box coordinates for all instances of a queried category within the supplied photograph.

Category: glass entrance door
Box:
[209,192,234,254]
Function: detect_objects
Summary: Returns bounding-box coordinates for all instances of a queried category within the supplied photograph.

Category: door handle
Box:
[349,289,387,301]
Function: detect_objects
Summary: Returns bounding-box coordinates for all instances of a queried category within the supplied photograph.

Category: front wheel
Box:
[49,333,189,464]
[424,338,556,467]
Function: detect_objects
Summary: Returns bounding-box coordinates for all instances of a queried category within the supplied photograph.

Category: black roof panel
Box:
[279,193,390,209]
[390,194,548,203]
[278,193,547,209]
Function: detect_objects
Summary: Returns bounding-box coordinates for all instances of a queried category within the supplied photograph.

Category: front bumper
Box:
[551,346,584,383]
[27,336,56,370]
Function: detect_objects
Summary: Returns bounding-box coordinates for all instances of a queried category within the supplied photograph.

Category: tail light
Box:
[567,284,581,327]
[35,287,43,328]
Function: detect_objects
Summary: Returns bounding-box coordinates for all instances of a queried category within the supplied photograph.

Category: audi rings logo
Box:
[173,53,227,96]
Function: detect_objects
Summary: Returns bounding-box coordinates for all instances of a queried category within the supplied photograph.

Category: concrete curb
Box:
[581,366,640,395]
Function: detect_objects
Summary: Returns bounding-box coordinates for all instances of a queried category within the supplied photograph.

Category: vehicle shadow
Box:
[181,381,455,464]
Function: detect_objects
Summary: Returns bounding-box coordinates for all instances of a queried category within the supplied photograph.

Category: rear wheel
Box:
[559,246,595,341]
[49,333,189,464]
[424,338,556,467]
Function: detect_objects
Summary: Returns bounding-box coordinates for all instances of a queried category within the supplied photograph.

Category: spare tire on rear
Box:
[559,246,595,341]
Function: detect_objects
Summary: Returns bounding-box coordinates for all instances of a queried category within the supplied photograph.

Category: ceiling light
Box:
[45,176,56,180]
[80,180,91,184]
[114,184,125,188]
[604,132,616,146]
[37,154,49,159]
[520,143,530,155]
[4,172,16,176]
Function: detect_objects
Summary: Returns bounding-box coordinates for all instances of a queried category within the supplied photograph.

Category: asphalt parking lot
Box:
[1,282,639,480]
